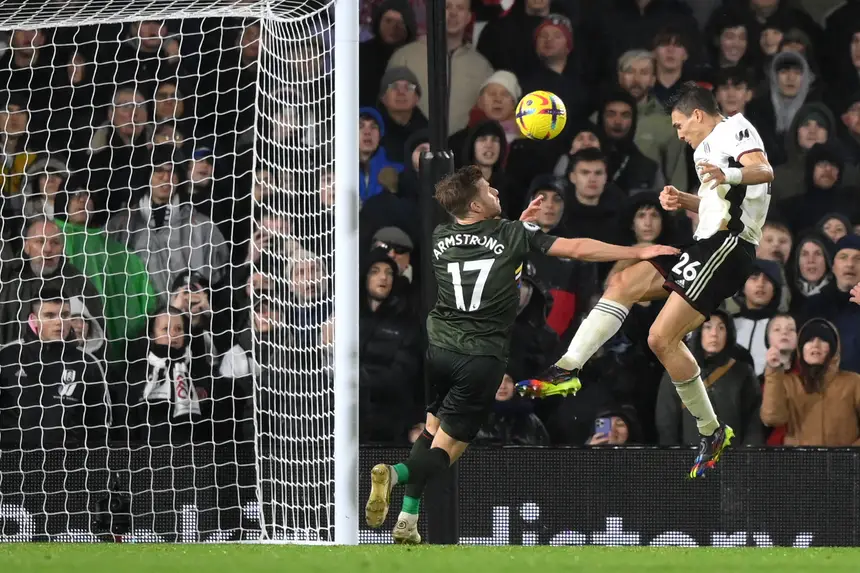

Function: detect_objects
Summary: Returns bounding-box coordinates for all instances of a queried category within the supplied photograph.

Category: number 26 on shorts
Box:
[671,253,701,281]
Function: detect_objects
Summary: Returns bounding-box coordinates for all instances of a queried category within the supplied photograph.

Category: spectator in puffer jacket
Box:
[358,107,404,204]
[734,258,785,375]
[656,310,763,446]
[358,247,422,444]
[761,318,860,446]
[106,145,230,299]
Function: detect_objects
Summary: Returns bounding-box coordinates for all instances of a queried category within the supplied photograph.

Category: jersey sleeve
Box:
[724,116,766,163]
[509,220,558,255]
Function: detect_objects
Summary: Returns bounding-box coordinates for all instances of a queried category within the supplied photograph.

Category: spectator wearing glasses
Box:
[372,225,419,314]
[377,67,428,165]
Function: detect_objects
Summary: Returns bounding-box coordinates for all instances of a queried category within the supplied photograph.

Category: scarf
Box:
[143,344,201,418]
[795,274,831,297]
[138,193,180,229]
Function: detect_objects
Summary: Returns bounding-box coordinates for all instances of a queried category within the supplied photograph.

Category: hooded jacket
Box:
[595,91,663,194]
[734,258,785,375]
[761,319,860,446]
[789,232,834,309]
[358,107,404,203]
[771,102,837,200]
[656,309,763,445]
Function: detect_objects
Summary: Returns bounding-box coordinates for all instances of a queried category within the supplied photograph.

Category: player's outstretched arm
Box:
[547,238,679,263]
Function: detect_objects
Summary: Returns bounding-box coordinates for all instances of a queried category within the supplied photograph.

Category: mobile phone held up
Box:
[594,417,612,438]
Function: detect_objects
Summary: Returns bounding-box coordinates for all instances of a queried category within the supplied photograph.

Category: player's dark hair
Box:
[434,165,484,218]
[671,81,721,117]
[568,147,607,173]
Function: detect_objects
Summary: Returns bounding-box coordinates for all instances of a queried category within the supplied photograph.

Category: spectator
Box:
[656,310,762,446]
[817,212,851,245]
[121,306,214,445]
[779,143,857,236]
[18,156,69,220]
[186,147,216,220]
[0,217,103,346]
[449,70,523,160]
[552,120,604,179]
[106,145,230,297]
[745,51,815,165]
[358,248,422,444]
[733,258,785,375]
[564,148,626,246]
[0,290,109,450]
[789,232,834,313]
[596,90,664,194]
[371,226,419,308]
[0,92,37,199]
[755,220,792,266]
[387,0,493,134]
[761,318,860,446]
[86,84,154,213]
[153,80,192,137]
[476,0,552,80]
[45,49,98,155]
[839,91,860,164]
[521,13,590,125]
[358,107,403,204]
[771,102,838,200]
[713,67,753,117]
[585,406,642,445]
[286,249,332,350]
[393,128,429,198]
[765,312,798,373]
[473,374,551,446]
[459,120,510,210]
[169,272,224,371]
[68,295,106,362]
[707,9,757,75]
[803,235,860,373]
[652,26,691,110]
[53,178,156,357]
[377,67,428,164]
[358,0,417,107]
[0,29,54,146]
[616,50,688,190]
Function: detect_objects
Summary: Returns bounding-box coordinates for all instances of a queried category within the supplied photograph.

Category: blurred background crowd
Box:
[1,0,860,453]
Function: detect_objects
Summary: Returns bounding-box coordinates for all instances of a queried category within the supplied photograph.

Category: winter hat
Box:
[480,70,522,101]
[835,233,860,255]
[798,319,838,354]
[379,66,421,99]
[795,107,832,132]
[373,226,413,250]
[534,13,574,52]
[773,50,805,73]
[528,174,567,201]
[816,212,851,236]
[359,106,385,137]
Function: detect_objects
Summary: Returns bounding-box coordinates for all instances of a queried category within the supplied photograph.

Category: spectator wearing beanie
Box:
[358,0,417,106]
[448,70,522,167]
[788,232,835,315]
[803,234,860,373]
[771,102,839,199]
[377,66,428,164]
[761,318,860,446]
[521,13,589,125]
[817,212,852,245]
[386,0,492,134]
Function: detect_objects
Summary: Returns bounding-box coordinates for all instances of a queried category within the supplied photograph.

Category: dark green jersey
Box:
[427,218,558,359]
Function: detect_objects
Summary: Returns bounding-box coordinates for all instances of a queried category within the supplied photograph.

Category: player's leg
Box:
[648,291,733,477]
[519,260,668,397]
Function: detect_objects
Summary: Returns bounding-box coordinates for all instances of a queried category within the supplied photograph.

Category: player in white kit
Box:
[518,83,774,478]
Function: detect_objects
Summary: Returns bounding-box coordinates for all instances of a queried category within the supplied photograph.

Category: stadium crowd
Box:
[1,0,860,453]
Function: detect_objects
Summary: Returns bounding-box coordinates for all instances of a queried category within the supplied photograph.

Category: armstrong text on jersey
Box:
[433,234,507,259]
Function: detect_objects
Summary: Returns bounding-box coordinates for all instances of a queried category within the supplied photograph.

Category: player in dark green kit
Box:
[365,166,678,543]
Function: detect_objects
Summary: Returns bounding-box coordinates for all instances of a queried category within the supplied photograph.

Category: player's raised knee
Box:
[647,328,672,357]
[606,263,650,303]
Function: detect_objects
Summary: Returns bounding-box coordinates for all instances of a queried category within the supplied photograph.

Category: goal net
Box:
[0,0,358,544]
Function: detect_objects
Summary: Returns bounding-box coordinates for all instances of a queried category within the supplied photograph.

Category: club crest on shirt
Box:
[736,129,750,141]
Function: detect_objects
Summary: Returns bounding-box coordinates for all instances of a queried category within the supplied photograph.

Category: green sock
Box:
[401,495,420,515]
[393,463,409,484]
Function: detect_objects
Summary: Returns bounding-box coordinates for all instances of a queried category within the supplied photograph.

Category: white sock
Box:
[397,511,419,526]
[557,298,630,370]
[673,373,719,436]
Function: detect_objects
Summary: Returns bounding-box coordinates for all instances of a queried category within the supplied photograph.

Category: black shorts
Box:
[649,231,756,318]
[424,345,506,443]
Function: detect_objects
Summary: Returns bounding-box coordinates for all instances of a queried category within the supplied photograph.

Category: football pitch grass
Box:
[1,544,859,573]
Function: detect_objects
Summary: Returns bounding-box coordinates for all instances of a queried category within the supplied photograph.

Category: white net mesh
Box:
[0,0,342,543]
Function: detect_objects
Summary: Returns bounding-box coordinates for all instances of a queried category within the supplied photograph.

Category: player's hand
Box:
[634,244,681,260]
[850,283,860,305]
[519,195,543,223]
[765,346,785,370]
[659,186,682,211]
[697,162,726,189]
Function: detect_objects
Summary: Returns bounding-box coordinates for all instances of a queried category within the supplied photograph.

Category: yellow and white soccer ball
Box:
[515,90,567,140]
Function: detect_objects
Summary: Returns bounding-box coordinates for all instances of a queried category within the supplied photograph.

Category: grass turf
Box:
[1,545,859,573]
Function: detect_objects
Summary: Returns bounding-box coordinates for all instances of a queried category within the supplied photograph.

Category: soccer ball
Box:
[515,90,567,140]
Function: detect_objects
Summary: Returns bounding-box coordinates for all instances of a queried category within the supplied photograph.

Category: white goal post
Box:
[0,0,358,544]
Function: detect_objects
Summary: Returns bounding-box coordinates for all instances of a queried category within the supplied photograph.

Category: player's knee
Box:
[606,265,647,303]
[647,328,672,357]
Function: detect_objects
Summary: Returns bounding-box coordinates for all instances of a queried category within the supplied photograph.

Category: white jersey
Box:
[692,113,770,245]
